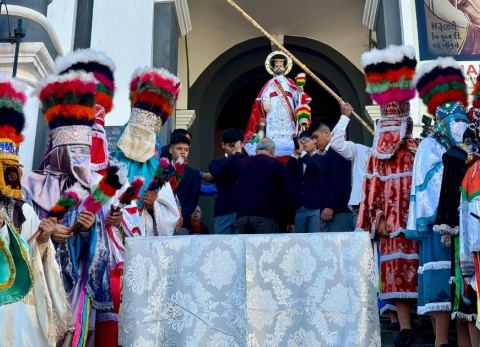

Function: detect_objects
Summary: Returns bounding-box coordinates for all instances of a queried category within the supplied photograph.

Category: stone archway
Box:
[188,36,371,170]
[188,36,372,228]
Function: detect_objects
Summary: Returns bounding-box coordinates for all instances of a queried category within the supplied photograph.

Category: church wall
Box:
[176,0,369,111]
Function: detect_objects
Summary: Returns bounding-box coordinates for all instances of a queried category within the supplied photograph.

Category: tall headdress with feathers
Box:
[0,74,27,199]
[0,74,33,305]
[414,57,468,144]
[361,45,417,159]
[54,49,116,173]
[117,67,181,163]
[37,72,97,187]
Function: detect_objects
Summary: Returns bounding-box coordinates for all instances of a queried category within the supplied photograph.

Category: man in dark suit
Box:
[208,128,244,234]
[310,120,354,232]
[227,138,294,233]
[287,130,322,233]
[161,128,192,159]
[169,134,201,231]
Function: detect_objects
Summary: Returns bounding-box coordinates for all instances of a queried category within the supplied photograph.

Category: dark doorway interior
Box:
[215,67,341,157]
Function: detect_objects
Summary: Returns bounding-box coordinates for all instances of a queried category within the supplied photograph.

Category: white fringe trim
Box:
[364,171,413,181]
[389,228,407,238]
[379,303,397,315]
[451,311,477,322]
[413,57,462,87]
[36,71,96,96]
[54,48,116,74]
[130,66,181,88]
[380,292,418,300]
[380,252,418,262]
[417,302,452,315]
[417,261,451,274]
[433,224,459,236]
[0,73,28,95]
[361,45,416,67]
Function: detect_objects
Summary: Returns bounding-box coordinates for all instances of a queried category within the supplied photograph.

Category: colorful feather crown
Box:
[362,45,417,106]
[414,57,467,117]
[472,74,480,109]
[38,72,97,129]
[0,74,26,145]
[129,67,181,125]
[54,49,116,114]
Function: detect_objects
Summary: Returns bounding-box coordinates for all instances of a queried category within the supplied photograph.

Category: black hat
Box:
[170,134,191,147]
[222,128,244,143]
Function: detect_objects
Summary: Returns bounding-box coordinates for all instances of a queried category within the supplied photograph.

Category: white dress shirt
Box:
[330,115,370,206]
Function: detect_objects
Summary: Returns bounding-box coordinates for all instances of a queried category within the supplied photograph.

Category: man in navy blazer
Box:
[310,120,354,232]
[286,131,322,233]
[209,128,244,234]
[169,134,201,231]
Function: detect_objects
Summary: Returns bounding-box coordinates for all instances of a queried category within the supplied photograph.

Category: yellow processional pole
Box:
[225,0,375,135]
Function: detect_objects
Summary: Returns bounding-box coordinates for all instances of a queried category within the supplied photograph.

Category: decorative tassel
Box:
[295,73,306,87]
[147,157,175,192]
[118,176,144,207]
[170,158,186,192]
[70,162,126,234]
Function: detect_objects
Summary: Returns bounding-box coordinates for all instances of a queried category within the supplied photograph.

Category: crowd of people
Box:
[1,43,480,347]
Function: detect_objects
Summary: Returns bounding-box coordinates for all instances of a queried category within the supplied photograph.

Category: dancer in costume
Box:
[244,51,311,159]
[54,49,144,346]
[356,45,419,347]
[458,74,480,344]
[0,74,69,347]
[431,76,478,346]
[407,57,470,347]
[23,71,114,346]
[114,67,181,236]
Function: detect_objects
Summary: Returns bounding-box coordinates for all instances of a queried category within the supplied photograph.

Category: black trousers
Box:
[236,216,279,234]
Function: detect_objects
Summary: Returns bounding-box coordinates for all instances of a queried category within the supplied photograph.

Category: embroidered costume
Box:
[114,67,181,236]
[54,49,144,346]
[459,74,480,327]
[0,75,69,346]
[356,45,419,300]
[407,57,470,315]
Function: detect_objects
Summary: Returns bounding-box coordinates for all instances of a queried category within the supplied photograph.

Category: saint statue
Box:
[244,51,311,158]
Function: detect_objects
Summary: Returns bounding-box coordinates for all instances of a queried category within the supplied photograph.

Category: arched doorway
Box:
[188,36,372,227]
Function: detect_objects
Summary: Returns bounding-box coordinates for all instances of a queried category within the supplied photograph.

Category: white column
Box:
[90,0,155,126]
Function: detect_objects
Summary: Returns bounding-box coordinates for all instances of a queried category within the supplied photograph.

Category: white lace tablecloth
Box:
[121,232,380,347]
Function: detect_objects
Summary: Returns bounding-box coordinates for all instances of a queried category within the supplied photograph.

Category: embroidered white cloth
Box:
[121,232,380,347]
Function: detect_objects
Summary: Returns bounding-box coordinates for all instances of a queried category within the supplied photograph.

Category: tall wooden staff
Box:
[225,0,375,135]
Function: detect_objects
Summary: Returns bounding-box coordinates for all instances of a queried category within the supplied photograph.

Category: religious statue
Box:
[244,51,311,158]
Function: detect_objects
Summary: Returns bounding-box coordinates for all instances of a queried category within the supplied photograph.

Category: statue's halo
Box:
[265,50,293,76]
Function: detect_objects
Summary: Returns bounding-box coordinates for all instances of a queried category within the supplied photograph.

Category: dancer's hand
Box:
[51,223,71,243]
[107,207,123,228]
[37,217,57,243]
[77,211,95,231]
[143,190,158,212]
[340,102,353,117]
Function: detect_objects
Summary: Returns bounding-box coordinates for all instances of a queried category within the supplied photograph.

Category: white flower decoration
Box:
[200,247,237,290]
[247,286,278,330]
[124,254,157,295]
[279,244,316,286]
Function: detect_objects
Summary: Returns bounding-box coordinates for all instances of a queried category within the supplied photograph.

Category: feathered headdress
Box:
[38,72,97,129]
[0,74,27,199]
[414,57,467,120]
[54,49,116,115]
[472,74,480,110]
[129,67,181,125]
[362,45,417,106]
[0,74,26,145]
[116,67,181,163]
